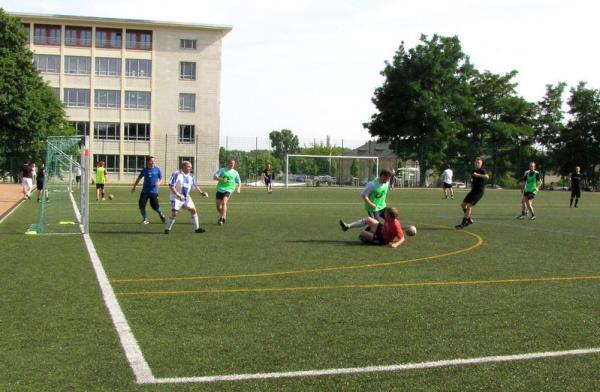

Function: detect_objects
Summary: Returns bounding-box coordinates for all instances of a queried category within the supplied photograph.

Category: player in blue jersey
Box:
[131,156,166,224]
[164,161,209,234]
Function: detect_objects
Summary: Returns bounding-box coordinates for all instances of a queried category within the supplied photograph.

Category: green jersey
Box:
[215,167,240,193]
[362,179,389,212]
[523,170,541,194]
[96,167,107,184]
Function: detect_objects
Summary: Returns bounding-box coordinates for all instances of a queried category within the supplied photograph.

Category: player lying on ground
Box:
[340,207,405,248]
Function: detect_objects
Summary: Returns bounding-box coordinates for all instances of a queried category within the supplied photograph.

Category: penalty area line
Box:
[144,347,600,384]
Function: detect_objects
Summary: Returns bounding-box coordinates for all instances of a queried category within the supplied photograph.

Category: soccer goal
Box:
[285,154,379,188]
[27,136,89,235]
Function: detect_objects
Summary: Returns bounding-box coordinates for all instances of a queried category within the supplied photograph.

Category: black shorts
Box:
[139,192,160,210]
[463,191,484,206]
[443,182,453,189]
[216,191,232,200]
[96,184,105,190]
[523,192,536,200]
[367,209,386,221]
[75,176,81,183]
[571,189,581,198]
[372,223,387,245]
[36,181,44,189]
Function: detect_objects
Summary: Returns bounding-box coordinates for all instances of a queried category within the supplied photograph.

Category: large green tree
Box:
[269,129,299,161]
[555,82,600,183]
[0,9,70,168]
[364,34,474,185]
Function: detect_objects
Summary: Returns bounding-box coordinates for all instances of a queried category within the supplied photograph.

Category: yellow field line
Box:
[111,227,484,284]
[115,275,600,297]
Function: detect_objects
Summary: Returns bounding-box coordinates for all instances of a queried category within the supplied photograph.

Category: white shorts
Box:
[170,197,196,212]
[21,178,33,189]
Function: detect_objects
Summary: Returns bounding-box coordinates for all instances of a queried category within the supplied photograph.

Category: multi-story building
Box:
[13,12,231,183]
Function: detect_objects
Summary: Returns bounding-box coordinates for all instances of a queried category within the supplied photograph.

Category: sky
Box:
[4,0,600,143]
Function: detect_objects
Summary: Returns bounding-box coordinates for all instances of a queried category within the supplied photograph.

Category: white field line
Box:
[147,347,600,384]
[0,198,26,224]
[72,189,156,383]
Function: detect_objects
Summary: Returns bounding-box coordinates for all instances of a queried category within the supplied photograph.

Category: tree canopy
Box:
[0,9,71,168]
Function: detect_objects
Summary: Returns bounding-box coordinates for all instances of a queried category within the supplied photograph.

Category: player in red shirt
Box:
[340,207,405,248]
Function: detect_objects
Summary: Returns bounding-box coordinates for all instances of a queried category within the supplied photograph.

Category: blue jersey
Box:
[139,166,162,194]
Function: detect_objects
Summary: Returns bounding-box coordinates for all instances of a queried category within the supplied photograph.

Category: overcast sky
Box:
[4,0,600,143]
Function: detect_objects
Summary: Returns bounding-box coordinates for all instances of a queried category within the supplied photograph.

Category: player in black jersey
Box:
[456,156,489,229]
[570,166,582,208]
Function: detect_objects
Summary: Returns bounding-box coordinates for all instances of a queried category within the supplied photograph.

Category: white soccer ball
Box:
[406,225,417,236]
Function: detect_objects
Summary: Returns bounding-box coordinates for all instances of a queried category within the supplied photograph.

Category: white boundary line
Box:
[0,198,26,224]
[73,191,600,385]
[148,347,600,384]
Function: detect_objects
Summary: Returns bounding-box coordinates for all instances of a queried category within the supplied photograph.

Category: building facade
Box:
[14,13,231,183]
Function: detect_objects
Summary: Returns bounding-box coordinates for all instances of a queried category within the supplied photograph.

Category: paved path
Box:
[0,184,25,221]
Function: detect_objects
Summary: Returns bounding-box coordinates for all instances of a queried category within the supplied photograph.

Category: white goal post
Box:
[285,154,379,188]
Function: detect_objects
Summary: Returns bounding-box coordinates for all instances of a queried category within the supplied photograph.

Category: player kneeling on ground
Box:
[341,207,405,248]
[164,161,209,234]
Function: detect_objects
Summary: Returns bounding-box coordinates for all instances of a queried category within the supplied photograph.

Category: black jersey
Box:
[262,168,273,180]
[571,173,581,191]
[471,168,487,193]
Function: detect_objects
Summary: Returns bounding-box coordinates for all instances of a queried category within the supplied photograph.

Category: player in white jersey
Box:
[441,165,454,199]
[164,161,209,234]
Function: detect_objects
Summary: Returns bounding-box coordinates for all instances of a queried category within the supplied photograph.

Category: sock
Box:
[521,209,526,216]
[570,198,573,207]
[575,198,579,207]
[348,219,366,229]
[166,217,176,230]
[192,214,199,230]
[461,217,468,225]
[140,208,147,220]
[156,208,164,218]
[462,208,467,213]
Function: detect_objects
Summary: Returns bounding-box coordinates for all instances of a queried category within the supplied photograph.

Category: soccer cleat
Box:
[160,215,166,223]
[465,218,474,226]
[455,224,464,229]
[339,220,349,231]
[517,215,525,220]
[164,229,170,234]
[141,219,149,225]
[195,227,206,233]
[529,215,536,220]
[217,218,224,225]
[102,197,106,201]
[451,195,454,199]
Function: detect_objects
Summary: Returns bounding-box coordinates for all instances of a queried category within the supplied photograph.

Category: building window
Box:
[95,28,122,49]
[51,87,60,100]
[180,39,197,49]
[64,56,91,75]
[179,62,196,80]
[126,30,152,50]
[178,157,195,172]
[125,91,151,109]
[178,93,195,112]
[94,122,120,140]
[94,154,119,172]
[65,26,92,47]
[33,54,60,73]
[124,123,150,141]
[124,155,147,173]
[34,24,61,45]
[178,125,195,143]
[70,121,90,137]
[95,57,122,76]
[94,90,121,109]
[125,59,151,77]
[64,88,90,107]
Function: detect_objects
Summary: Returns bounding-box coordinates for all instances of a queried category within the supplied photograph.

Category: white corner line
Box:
[145,347,600,384]
[82,233,156,384]
[0,198,26,224]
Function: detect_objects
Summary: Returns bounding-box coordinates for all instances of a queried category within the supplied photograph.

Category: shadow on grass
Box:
[287,239,363,246]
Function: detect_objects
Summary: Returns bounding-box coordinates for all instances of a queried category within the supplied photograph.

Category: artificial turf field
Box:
[2,186,599,391]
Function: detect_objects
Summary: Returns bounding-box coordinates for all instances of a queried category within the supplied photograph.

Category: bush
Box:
[497,172,519,189]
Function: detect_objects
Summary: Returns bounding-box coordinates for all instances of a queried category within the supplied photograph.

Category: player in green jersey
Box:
[339,169,392,231]
[517,161,543,220]
[214,158,242,225]
[95,160,108,201]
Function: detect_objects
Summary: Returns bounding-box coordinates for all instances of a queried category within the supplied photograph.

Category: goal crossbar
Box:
[285,154,379,188]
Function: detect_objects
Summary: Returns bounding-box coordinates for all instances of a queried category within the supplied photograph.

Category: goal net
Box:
[285,154,379,187]
[27,136,89,235]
